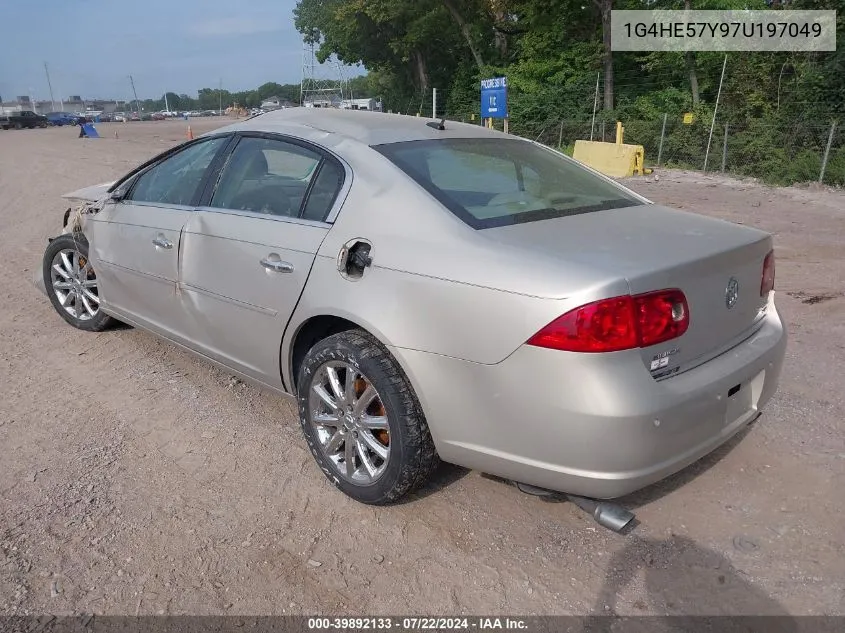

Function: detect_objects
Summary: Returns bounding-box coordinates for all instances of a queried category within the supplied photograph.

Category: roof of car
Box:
[236,107,505,147]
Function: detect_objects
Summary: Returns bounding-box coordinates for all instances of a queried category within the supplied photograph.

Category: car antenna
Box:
[426,117,446,131]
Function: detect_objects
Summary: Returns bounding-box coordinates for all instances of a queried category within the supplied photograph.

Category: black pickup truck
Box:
[0,110,49,130]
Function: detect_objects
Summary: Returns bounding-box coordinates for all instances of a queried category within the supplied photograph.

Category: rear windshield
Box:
[374,138,643,229]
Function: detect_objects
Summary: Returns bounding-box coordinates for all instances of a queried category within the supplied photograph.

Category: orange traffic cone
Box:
[114,130,118,139]
[186,125,193,140]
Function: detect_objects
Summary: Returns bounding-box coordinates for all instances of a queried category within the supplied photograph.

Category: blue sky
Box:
[0,0,360,102]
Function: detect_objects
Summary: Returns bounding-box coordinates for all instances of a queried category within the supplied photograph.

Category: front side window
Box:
[375,138,643,229]
[209,137,324,217]
[128,136,227,206]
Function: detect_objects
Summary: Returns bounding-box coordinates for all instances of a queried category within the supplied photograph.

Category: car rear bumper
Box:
[393,296,786,499]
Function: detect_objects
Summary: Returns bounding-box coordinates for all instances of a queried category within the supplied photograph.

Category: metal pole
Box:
[219,78,222,115]
[721,122,729,172]
[129,75,140,116]
[558,120,564,149]
[432,88,437,119]
[590,72,599,141]
[703,54,727,173]
[819,121,836,184]
[44,62,55,112]
[657,113,667,167]
[777,62,787,113]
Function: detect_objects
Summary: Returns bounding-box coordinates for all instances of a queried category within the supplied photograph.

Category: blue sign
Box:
[480,76,508,119]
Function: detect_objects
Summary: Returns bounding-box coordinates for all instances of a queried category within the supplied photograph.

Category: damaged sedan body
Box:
[39,109,786,526]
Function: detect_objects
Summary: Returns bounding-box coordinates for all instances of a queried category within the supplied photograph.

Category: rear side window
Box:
[301,160,344,222]
[210,137,322,217]
[375,138,642,229]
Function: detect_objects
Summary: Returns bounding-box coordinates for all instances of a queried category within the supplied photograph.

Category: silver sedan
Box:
[39,109,786,507]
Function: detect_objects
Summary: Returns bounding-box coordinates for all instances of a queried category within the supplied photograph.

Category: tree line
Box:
[137,76,372,113]
[290,0,844,185]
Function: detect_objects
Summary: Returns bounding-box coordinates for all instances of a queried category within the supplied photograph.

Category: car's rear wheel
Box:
[43,234,115,332]
[296,329,439,504]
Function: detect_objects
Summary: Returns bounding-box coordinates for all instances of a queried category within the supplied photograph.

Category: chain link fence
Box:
[508,114,842,187]
[388,86,843,188]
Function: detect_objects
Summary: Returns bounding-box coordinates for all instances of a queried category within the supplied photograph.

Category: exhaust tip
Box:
[565,493,636,533]
[593,503,636,533]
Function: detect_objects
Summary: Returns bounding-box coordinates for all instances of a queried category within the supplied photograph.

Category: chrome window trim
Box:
[117,200,196,213]
[192,206,332,229]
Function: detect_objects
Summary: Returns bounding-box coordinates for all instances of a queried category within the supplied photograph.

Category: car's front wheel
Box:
[296,329,439,504]
[42,233,115,332]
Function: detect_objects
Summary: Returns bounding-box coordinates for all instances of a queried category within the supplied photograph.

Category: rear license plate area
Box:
[724,370,765,425]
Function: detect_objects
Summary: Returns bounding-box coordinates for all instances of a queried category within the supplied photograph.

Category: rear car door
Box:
[179,133,347,388]
[86,135,231,339]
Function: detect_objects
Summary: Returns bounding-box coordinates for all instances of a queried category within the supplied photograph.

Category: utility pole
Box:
[128,75,140,115]
[219,78,222,115]
[44,62,56,112]
[703,55,727,173]
[590,72,600,141]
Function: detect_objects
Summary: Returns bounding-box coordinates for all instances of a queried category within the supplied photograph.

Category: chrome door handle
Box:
[260,258,294,273]
[152,236,173,249]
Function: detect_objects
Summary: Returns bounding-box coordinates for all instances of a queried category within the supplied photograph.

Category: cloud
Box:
[191,17,286,37]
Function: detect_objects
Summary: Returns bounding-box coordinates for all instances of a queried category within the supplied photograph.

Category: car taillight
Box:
[761,250,775,296]
[527,289,689,353]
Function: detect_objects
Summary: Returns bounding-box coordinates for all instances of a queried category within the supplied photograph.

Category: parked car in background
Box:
[128,112,141,121]
[151,112,166,121]
[98,113,114,123]
[113,113,127,122]
[46,112,80,126]
[38,109,785,509]
[1,110,49,129]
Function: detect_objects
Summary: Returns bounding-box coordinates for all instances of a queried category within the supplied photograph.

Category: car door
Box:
[86,135,231,339]
[179,133,347,389]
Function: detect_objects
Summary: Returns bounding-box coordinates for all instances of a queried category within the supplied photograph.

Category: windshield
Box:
[374,138,644,229]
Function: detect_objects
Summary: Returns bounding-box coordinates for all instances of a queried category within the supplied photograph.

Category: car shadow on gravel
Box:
[583,534,798,632]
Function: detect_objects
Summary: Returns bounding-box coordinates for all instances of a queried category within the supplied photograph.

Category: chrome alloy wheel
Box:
[50,247,100,321]
[308,361,391,484]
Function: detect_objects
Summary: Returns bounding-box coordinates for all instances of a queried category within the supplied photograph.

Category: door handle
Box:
[152,236,173,249]
[260,257,294,273]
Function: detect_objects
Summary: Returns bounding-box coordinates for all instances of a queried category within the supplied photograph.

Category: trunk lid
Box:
[483,204,772,375]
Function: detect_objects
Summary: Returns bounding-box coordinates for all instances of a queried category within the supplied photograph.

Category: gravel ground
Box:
[0,120,843,617]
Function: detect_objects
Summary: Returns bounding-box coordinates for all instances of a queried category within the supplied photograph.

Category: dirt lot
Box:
[1,120,843,617]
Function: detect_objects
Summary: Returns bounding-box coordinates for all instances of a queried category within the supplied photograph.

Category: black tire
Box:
[42,233,115,332]
[14,122,22,130]
[296,329,439,504]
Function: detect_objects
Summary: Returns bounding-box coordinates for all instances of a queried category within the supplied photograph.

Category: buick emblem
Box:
[725,277,740,309]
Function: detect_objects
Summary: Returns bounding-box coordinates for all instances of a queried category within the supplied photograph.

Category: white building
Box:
[260,96,295,111]
[340,98,382,112]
